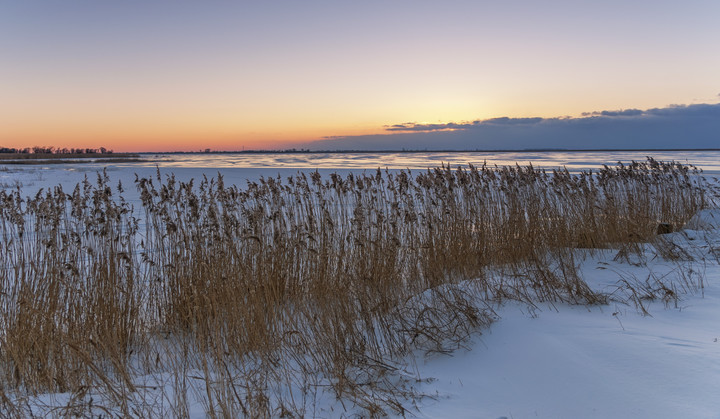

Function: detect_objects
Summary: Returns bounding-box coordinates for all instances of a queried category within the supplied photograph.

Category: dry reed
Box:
[0,159,712,417]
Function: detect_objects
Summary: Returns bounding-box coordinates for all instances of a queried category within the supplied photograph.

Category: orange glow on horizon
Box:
[4,94,720,153]
[0,123,391,153]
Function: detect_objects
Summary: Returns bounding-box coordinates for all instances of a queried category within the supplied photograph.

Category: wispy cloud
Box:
[306,102,720,150]
[385,117,547,132]
[384,122,471,132]
[581,109,643,117]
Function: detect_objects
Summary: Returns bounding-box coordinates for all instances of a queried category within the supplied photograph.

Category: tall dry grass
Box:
[0,159,711,416]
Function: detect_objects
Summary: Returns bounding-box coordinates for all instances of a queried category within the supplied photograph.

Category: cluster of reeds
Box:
[0,159,711,417]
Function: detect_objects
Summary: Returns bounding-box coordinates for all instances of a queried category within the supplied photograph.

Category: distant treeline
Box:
[0,146,113,154]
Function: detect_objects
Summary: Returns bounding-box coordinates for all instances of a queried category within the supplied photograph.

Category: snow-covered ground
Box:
[2,155,720,418]
[412,211,720,419]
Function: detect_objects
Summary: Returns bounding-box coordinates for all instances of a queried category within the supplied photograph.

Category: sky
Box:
[1,0,719,152]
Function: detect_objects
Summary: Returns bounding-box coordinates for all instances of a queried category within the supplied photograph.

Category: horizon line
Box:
[137,147,720,154]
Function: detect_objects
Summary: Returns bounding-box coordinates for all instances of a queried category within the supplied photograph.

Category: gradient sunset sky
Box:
[2,1,719,152]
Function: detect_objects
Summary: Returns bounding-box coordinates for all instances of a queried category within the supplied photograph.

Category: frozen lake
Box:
[140,150,720,172]
[3,150,720,200]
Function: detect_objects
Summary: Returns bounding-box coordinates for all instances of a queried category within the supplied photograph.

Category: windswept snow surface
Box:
[413,211,720,419]
[414,288,720,418]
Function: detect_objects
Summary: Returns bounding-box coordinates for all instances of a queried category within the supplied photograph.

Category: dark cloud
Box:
[581,109,644,117]
[384,117,545,132]
[600,109,643,117]
[645,103,720,117]
[384,122,473,132]
[304,102,720,151]
[483,117,544,125]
